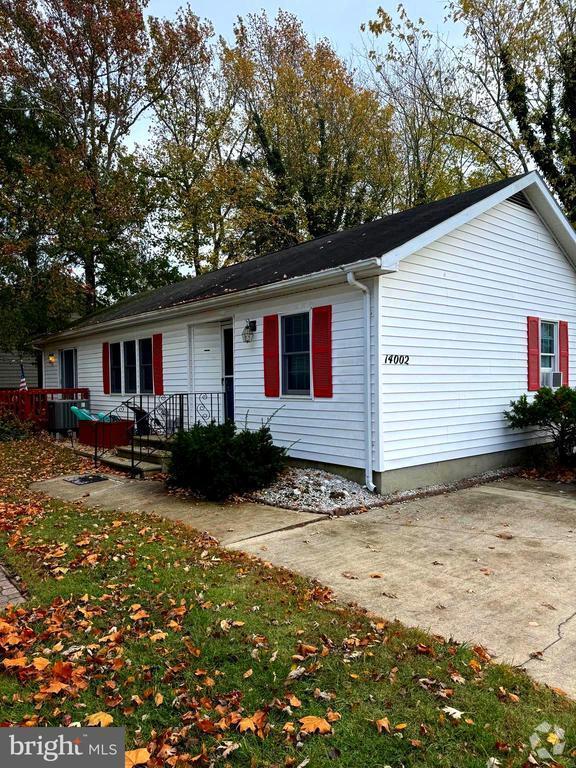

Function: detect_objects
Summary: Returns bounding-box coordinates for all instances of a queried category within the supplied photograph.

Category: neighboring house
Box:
[0,352,39,389]
[37,172,576,492]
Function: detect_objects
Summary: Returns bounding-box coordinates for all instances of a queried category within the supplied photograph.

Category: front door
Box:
[222,326,234,421]
[60,348,77,388]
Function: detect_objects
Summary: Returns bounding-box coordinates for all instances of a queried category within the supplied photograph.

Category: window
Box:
[110,343,122,393]
[109,337,153,394]
[60,348,77,388]
[123,340,137,393]
[540,321,557,373]
[281,312,310,395]
[139,338,153,394]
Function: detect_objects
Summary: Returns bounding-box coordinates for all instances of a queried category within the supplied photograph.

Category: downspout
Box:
[344,271,377,492]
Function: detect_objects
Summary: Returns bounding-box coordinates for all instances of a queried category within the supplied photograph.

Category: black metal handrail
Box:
[129,393,185,474]
[129,392,223,476]
[90,392,223,474]
[92,395,139,467]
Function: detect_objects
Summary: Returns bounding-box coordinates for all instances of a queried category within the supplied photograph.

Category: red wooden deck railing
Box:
[0,388,90,429]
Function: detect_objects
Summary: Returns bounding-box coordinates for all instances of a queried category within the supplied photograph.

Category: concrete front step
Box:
[74,448,162,476]
[132,434,175,450]
[115,445,171,463]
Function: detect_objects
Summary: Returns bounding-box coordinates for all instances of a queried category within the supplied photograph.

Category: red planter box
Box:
[78,419,134,449]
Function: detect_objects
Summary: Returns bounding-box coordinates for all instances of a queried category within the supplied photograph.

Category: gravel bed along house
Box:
[249,468,385,515]
[249,465,522,515]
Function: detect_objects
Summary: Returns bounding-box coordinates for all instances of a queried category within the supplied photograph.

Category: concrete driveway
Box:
[34,473,576,695]
[231,477,576,696]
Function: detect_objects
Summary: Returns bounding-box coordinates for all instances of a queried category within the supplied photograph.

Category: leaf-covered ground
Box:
[0,438,575,768]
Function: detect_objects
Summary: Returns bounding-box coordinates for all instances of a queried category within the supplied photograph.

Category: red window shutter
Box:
[152,334,164,395]
[559,320,569,386]
[527,316,540,391]
[263,315,280,397]
[102,342,110,394]
[312,305,333,398]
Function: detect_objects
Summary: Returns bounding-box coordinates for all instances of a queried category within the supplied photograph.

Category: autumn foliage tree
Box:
[0,0,180,318]
[147,8,258,274]
[223,11,396,254]
[0,87,85,350]
[364,1,576,221]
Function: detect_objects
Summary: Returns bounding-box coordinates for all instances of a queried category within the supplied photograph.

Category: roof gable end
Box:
[380,172,576,272]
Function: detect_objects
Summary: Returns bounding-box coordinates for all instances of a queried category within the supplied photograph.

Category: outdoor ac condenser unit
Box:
[47,399,90,432]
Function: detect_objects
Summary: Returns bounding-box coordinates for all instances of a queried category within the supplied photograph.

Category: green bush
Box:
[504,386,576,463]
[167,420,287,501]
[0,412,32,442]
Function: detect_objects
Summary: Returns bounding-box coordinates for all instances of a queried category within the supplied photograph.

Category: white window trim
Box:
[109,337,153,395]
[540,319,560,387]
[279,309,313,399]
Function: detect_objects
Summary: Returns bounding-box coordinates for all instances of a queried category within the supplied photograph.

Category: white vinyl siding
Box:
[0,353,38,389]
[42,321,191,415]
[232,286,365,468]
[377,198,576,472]
[40,283,367,469]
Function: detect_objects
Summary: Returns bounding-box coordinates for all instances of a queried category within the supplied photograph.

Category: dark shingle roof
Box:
[66,174,526,332]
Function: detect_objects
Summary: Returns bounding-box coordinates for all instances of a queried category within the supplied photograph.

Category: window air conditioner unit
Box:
[541,371,562,388]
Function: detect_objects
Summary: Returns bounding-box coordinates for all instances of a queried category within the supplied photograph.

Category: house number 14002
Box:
[384,355,410,365]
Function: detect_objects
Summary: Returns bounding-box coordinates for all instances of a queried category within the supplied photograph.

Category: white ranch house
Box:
[38,172,576,492]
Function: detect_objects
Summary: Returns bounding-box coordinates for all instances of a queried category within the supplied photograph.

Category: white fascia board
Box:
[39,257,392,345]
[379,172,576,269]
[521,175,576,269]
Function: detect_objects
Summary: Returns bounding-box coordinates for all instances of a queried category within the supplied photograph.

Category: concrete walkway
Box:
[0,565,23,609]
[31,475,323,545]
[33,473,576,695]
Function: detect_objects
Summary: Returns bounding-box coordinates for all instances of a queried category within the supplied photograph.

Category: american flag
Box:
[19,362,28,391]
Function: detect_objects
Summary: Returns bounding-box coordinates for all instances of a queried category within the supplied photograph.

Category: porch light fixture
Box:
[242,320,257,343]
[47,352,56,365]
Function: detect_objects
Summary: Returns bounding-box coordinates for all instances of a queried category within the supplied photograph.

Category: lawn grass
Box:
[0,437,575,767]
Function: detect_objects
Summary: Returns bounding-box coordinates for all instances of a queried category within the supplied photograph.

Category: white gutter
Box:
[344,270,376,492]
[37,256,389,345]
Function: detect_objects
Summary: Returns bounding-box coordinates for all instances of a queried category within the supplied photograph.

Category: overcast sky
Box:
[131,1,452,146]
[146,0,450,56]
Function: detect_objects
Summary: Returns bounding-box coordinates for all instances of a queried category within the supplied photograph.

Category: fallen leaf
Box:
[299,716,332,734]
[3,656,27,668]
[86,712,113,727]
[32,657,50,671]
[376,717,391,734]
[130,609,149,621]
[469,658,482,673]
[238,717,256,733]
[125,748,151,768]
